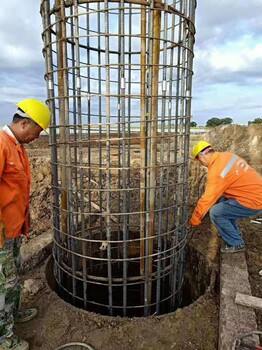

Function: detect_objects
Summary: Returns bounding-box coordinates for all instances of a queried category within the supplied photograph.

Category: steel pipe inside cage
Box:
[41,0,196,317]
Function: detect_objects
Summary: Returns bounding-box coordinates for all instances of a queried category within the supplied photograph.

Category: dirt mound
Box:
[205,124,262,173]
[27,155,52,240]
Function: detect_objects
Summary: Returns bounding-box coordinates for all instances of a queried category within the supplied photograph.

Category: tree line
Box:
[190,117,262,127]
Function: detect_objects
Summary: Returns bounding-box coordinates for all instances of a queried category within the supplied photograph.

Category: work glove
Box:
[0,221,6,248]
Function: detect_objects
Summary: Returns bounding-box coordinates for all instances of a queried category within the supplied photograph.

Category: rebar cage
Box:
[41,0,196,317]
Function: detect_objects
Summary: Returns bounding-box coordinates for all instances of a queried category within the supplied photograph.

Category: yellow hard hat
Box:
[192,141,212,159]
[17,99,51,133]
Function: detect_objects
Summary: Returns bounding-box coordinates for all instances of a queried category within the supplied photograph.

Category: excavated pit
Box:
[46,243,217,318]
[17,125,262,349]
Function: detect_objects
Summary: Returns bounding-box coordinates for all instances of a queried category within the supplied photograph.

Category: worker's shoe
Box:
[0,334,29,350]
[14,308,38,324]
[220,243,246,254]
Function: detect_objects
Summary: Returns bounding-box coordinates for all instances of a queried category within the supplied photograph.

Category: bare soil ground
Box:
[15,125,262,350]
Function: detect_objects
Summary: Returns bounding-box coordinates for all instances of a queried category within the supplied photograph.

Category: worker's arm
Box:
[190,170,229,226]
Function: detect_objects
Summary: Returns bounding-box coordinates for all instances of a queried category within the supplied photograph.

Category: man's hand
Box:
[0,221,6,248]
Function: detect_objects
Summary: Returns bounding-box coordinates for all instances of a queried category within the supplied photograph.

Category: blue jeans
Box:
[209,197,262,246]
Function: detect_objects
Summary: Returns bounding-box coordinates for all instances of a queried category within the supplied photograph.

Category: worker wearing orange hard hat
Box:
[0,99,51,350]
[189,140,262,254]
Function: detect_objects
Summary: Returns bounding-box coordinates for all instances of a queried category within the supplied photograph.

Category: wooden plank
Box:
[235,292,262,311]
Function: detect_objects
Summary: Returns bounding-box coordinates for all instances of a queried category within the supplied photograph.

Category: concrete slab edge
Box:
[219,251,259,350]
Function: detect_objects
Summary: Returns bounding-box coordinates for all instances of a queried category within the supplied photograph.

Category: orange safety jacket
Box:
[0,130,31,239]
[190,152,262,226]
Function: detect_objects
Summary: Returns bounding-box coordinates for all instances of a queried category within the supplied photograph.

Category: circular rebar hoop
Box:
[41,0,196,317]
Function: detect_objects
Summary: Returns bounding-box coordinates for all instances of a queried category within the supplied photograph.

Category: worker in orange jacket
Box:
[0,99,51,350]
[189,141,262,254]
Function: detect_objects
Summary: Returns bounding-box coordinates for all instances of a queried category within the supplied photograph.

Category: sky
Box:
[0,0,261,126]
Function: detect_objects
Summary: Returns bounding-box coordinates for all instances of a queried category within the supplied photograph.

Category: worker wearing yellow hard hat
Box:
[16,98,51,133]
[189,140,262,254]
[192,140,212,159]
[0,99,51,349]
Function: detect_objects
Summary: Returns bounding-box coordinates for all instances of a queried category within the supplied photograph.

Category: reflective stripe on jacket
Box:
[190,152,262,226]
[0,130,31,238]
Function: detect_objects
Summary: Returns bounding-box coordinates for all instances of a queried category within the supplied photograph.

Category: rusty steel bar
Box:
[147,0,161,314]
[139,5,146,277]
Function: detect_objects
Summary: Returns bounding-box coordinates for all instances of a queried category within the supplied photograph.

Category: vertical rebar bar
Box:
[148,0,161,312]
[56,0,68,244]
[139,4,146,277]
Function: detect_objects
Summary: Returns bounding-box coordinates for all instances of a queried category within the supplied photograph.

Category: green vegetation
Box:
[190,121,197,127]
[206,117,233,127]
[248,118,262,125]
